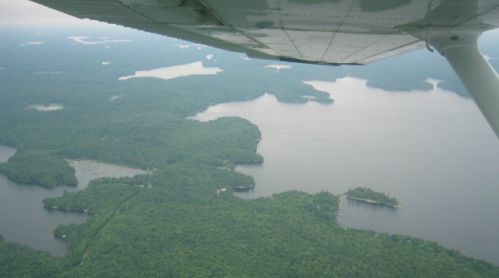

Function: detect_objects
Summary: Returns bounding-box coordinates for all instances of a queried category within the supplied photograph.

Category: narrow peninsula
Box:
[346,187,401,208]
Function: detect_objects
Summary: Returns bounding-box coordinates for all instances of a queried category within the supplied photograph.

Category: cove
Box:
[0,145,147,256]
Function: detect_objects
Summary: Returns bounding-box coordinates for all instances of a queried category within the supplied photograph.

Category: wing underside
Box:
[29,0,497,65]
[29,0,499,64]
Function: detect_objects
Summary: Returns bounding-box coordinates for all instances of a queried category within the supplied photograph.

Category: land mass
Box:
[0,150,77,188]
[0,28,498,277]
[346,187,400,208]
[3,177,499,277]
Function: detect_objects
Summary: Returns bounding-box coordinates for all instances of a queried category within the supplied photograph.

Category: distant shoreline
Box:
[346,196,402,208]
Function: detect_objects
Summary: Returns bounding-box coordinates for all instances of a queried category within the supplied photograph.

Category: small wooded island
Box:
[346,187,401,208]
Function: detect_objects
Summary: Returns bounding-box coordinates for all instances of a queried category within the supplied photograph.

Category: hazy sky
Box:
[2,0,499,41]
[0,0,86,26]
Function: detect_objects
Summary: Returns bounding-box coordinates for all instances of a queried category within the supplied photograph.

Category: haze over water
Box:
[193,77,499,265]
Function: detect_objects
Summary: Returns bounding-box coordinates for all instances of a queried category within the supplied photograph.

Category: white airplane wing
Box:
[30,0,499,137]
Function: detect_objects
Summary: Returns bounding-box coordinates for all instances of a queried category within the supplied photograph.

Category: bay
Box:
[192,77,499,265]
[0,146,146,256]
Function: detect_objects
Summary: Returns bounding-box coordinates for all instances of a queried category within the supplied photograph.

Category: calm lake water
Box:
[192,77,499,265]
[0,146,146,256]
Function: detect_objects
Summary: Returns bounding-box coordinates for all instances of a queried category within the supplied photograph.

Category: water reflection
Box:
[192,77,499,265]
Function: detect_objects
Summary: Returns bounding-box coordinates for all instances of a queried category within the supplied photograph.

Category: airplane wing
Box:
[29,0,499,137]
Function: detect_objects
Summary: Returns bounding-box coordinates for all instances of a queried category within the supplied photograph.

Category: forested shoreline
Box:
[0,150,77,188]
[1,27,498,277]
[346,187,400,207]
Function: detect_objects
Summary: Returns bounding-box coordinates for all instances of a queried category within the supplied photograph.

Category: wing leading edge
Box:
[26,0,440,64]
[29,0,499,64]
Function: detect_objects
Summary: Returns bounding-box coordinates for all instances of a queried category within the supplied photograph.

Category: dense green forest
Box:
[346,187,399,207]
[0,27,499,276]
[3,170,499,277]
[0,150,77,188]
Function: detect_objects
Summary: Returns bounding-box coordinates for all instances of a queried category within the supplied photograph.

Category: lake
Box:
[0,146,147,256]
[119,61,223,81]
[192,77,499,265]
[27,104,64,112]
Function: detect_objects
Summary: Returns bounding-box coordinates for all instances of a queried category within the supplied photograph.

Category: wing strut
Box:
[430,30,499,138]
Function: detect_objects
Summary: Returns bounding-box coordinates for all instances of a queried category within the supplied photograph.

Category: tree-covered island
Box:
[346,187,400,208]
[0,150,78,188]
